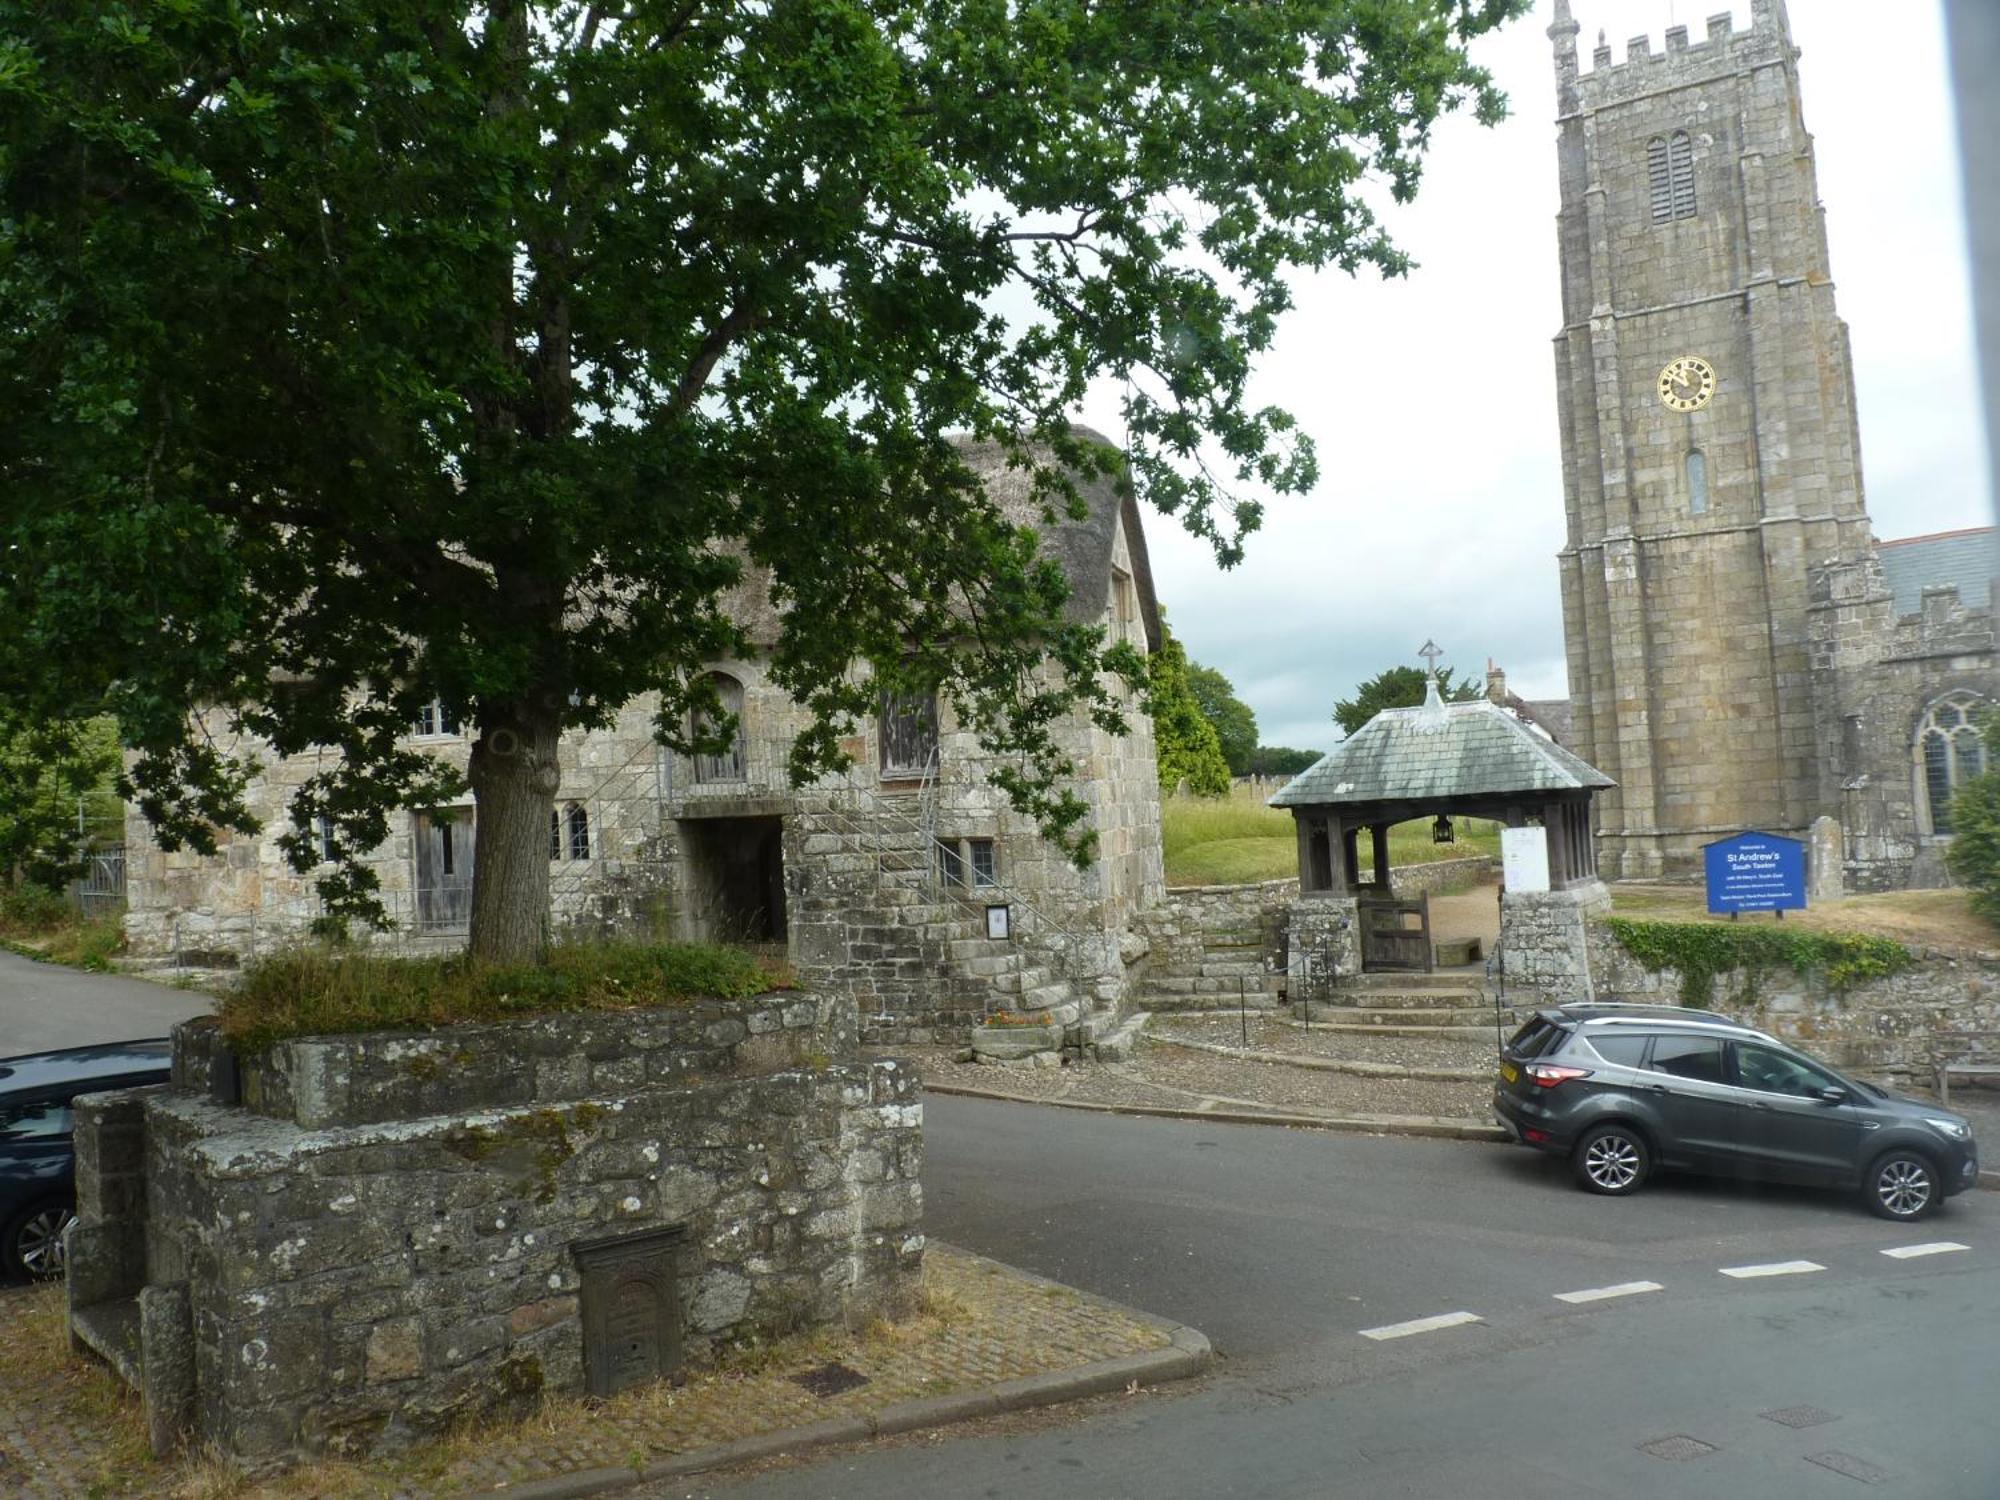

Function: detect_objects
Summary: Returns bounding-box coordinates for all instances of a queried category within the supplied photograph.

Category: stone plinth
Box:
[67,993,921,1467]
[1497,881,1610,1003]
[1286,896,1360,1002]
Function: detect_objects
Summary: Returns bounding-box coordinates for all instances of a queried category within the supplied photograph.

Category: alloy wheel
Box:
[1584,1134,1641,1191]
[1875,1158,1934,1219]
[14,1206,73,1277]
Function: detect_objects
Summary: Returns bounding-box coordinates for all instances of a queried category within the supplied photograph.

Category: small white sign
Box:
[985,904,1011,940]
[1501,826,1551,893]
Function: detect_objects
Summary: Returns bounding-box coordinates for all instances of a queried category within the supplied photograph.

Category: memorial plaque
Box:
[572,1224,688,1397]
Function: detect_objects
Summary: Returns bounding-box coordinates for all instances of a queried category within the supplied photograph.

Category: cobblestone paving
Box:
[1150,1015,1499,1074]
[0,1245,1169,1498]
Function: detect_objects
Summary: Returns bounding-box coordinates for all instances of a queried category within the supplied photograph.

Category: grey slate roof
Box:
[1878,527,1997,615]
[1269,698,1614,808]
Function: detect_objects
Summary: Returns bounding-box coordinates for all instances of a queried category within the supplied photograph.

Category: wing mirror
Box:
[1817,1086,1849,1105]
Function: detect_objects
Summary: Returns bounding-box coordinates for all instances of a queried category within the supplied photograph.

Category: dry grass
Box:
[1609,883,1997,952]
[1163,784,1500,887]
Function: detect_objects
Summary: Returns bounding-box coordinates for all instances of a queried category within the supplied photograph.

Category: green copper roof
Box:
[1268,698,1613,808]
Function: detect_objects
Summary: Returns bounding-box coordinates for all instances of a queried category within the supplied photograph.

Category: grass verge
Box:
[1163,785,1500,886]
[219,941,792,1051]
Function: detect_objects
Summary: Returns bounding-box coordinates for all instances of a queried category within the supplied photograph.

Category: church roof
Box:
[1269,695,1613,809]
[1878,526,1997,615]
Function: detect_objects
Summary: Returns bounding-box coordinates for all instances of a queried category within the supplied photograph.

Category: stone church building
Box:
[123,433,1166,1041]
[1546,0,1998,887]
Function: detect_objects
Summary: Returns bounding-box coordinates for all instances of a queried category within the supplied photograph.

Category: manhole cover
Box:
[1806,1451,1888,1485]
[1761,1405,1839,1429]
[790,1361,871,1398]
[1638,1435,1717,1461]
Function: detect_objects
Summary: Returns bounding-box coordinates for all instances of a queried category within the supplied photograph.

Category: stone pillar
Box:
[1808,815,1845,903]
[1286,897,1358,1004]
[1497,880,1611,1005]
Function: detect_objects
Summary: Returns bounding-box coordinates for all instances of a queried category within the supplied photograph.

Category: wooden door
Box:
[1359,894,1431,972]
[414,810,475,932]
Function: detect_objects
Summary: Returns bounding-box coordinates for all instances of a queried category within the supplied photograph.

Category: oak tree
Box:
[0,0,1522,961]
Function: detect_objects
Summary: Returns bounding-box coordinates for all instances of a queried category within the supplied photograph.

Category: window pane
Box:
[567,805,590,860]
[0,1103,72,1141]
[1686,449,1708,515]
[1926,732,1954,835]
[1648,1034,1724,1082]
[1506,1018,1567,1060]
[969,839,997,888]
[1734,1042,1836,1098]
[935,840,965,887]
[550,808,562,860]
[1586,1034,1650,1068]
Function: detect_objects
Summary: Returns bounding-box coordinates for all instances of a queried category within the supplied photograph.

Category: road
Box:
[661,1093,2000,1500]
[0,949,211,1054]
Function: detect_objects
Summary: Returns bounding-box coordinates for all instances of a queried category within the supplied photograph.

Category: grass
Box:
[1607,884,1997,953]
[1162,784,1501,887]
[0,883,127,971]
[218,940,792,1051]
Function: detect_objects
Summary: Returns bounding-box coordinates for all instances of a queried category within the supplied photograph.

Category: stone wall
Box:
[1389,856,1496,898]
[67,994,921,1466]
[1285,896,1360,1002]
[1584,923,2000,1076]
[1129,880,1291,1009]
[1496,882,1611,1002]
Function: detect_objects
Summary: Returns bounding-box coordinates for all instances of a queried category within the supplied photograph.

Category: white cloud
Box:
[1082,0,1988,754]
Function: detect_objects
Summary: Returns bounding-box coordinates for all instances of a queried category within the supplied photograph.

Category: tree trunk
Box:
[466,701,563,965]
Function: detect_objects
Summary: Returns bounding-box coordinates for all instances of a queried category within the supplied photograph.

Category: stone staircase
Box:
[1297,972,1527,1040]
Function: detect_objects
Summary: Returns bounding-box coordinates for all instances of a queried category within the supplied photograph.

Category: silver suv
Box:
[1493,1004,1979,1221]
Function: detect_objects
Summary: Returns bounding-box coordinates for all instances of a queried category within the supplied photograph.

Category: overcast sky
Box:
[1075,0,1991,754]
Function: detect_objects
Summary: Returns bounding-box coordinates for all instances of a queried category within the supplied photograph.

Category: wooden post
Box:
[1371,823,1391,890]
[1340,823,1359,894]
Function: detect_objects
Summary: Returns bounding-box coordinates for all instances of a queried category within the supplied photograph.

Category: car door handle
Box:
[1643,1083,1669,1093]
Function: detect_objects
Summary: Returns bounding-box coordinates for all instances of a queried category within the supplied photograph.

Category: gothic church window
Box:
[1916,692,1989,836]
[566,803,591,861]
[1648,131,1696,223]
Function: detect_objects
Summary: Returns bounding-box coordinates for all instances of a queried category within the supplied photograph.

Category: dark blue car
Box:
[0,1040,171,1278]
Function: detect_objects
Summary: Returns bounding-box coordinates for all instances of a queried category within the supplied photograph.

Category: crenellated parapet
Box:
[1555,5,1795,115]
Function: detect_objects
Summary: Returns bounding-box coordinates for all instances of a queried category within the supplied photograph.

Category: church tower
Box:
[1549,0,1874,879]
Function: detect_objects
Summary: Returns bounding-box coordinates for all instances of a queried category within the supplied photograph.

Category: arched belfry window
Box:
[1916,692,1989,836]
[565,802,591,861]
[690,672,748,783]
[1686,449,1709,515]
[1648,131,1696,222]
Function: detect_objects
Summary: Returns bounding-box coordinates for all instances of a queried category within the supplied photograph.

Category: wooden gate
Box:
[1358,894,1432,973]
[414,810,476,932]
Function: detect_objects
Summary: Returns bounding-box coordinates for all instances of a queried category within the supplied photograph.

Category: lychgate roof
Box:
[1269,697,1613,808]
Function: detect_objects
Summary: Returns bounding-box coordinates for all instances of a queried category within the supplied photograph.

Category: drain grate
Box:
[1806,1451,1888,1485]
[1761,1405,1839,1429]
[790,1361,871,1398]
[1638,1434,1718,1461]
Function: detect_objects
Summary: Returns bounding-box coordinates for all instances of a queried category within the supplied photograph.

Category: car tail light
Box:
[1525,1064,1592,1089]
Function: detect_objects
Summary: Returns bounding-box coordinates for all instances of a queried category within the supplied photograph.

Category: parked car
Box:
[1493,1004,1978,1221]
[0,1041,172,1278]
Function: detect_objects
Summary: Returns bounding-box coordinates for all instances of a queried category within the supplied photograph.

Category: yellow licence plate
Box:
[1500,1062,1518,1084]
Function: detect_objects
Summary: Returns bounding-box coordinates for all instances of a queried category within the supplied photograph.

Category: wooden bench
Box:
[1926,1030,2000,1107]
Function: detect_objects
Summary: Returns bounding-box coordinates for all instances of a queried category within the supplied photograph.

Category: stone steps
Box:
[1288,1018,1512,1041]
[1304,1005,1523,1028]
[72,1295,143,1389]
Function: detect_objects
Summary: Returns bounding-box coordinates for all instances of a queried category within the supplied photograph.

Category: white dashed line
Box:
[1719,1260,1825,1279]
[1358,1311,1483,1341]
[1553,1280,1664,1304]
[1881,1241,1969,1259]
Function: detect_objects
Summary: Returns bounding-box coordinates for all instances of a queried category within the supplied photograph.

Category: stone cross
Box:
[1417,639,1444,681]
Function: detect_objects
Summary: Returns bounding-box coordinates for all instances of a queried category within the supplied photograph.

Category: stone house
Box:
[1545,0,1999,887]
[123,433,1167,1041]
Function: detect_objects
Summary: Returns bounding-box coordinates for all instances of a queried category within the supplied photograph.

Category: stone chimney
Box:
[1486,659,1509,704]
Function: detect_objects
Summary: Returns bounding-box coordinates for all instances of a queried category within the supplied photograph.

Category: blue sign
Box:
[1703,831,1807,914]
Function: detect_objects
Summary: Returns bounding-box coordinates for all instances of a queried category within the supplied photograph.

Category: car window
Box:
[1647,1035,1725,1083]
[0,1101,74,1141]
[1584,1033,1650,1068]
[1506,1018,1569,1060]
[1733,1042,1839,1098]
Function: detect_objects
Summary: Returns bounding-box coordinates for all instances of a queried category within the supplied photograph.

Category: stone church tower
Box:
[1548,0,1874,879]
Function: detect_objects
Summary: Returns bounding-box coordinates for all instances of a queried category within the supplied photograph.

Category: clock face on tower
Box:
[1657,355,1717,413]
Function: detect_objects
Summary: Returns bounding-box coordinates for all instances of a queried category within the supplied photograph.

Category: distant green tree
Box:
[1150,633,1231,798]
[1333,665,1481,738]
[1185,661,1259,777]
[1946,714,2000,926]
[0,712,122,890]
[1249,746,1323,777]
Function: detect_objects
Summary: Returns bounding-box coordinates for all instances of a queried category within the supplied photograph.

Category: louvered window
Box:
[1648,132,1697,222]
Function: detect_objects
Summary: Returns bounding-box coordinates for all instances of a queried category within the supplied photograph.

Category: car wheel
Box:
[1864,1150,1940,1222]
[2,1199,76,1279]
[1573,1124,1651,1196]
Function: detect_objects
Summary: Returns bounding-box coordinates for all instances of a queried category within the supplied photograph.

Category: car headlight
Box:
[1923,1117,1970,1141]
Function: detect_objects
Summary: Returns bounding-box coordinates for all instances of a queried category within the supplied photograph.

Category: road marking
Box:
[1358,1311,1482,1341]
[1719,1260,1824,1279]
[1553,1280,1663,1304]
[1880,1241,1968,1260]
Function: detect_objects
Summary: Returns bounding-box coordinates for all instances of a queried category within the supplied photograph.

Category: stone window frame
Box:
[566,802,591,861]
[935,834,1000,891]
[1647,130,1696,223]
[315,814,337,865]
[1912,690,1990,840]
[411,699,462,739]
